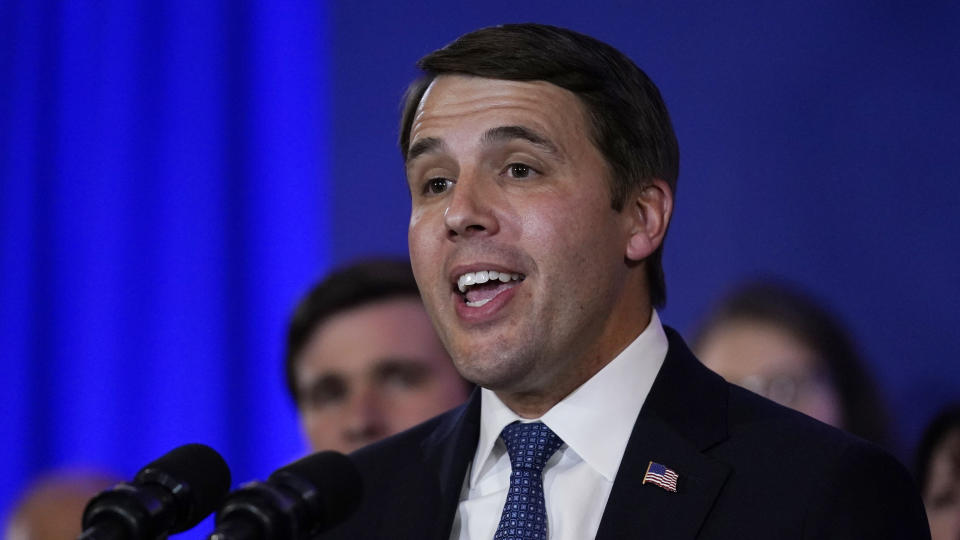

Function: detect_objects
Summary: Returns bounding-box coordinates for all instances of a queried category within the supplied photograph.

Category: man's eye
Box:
[377,362,429,390]
[383,370,425,389]
[929,489,958,510]
[424,178,451,195]
[506,163,534,179]
[301,378,346,409]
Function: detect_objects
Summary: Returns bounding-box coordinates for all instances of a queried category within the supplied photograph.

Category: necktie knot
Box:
[500,421,564,472]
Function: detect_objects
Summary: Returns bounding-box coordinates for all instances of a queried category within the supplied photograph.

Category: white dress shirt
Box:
[449,310,668,540]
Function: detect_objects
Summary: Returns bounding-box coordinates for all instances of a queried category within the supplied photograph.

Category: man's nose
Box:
[342,386,386,444]
[443,171,499,239]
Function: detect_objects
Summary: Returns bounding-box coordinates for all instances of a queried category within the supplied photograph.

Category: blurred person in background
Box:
[5,469,118,540]
[285,258,471,453]
[693,279,892,449]
[916,405,960,540]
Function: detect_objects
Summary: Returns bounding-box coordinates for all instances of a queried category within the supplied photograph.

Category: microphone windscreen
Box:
[269,451,362,531]
[135,443,232,532]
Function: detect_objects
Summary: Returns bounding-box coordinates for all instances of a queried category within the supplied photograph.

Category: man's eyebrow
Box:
[482,125,560,156]
[406,126,559,163]
[406,137,446,162]
[373,358,431,377]
[298,372,345,401]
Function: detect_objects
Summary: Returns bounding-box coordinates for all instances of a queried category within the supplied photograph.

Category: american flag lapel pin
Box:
[643,461,679,492]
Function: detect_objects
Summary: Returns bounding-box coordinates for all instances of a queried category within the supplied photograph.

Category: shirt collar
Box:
[470,310,668,486]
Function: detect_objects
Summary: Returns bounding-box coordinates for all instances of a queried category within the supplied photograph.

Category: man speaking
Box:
[320,23,929,539]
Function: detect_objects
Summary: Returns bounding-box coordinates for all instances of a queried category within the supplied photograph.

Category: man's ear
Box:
[625,178,673,261]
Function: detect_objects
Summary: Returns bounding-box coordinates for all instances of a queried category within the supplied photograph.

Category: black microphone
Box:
[79,443,231,540]
[208,451,362,540]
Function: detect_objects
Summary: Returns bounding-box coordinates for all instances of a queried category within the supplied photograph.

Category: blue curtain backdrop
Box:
[1,1,329,533]
[3,1,960,537]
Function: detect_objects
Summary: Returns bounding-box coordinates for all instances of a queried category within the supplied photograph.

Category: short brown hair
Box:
[285,259,421,406]
[399,23,679,307]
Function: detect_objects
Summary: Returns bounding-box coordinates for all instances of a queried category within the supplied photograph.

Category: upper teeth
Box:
[457,270,521,293]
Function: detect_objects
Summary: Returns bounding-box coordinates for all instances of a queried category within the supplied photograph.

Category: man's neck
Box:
[495,307,654,418]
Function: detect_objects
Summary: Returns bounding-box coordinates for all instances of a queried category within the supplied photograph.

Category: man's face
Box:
[294,297,468,453]
[405,75,649,404]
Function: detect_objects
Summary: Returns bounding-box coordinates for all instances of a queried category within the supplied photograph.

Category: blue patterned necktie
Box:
[493,421,565,540]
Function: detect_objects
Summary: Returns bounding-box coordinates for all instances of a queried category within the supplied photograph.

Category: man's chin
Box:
[451,350,538,392]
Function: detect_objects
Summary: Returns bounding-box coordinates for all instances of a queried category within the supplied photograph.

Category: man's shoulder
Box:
[703,384,929,538]
[721,382,890,463]
[653,330,928,537]
[659,326,891,461]
[714,380,891,478]
[350,401,467,470]
[724,382,853,444]
[321,401,475,539]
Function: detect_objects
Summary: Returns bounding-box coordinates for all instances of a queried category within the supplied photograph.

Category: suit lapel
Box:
[596,328,731,540]
[421,388,482,540]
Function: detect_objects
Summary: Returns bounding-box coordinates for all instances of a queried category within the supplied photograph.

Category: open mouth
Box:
[455,270,525,307]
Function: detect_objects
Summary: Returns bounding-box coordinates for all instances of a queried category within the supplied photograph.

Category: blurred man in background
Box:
[285,259,471,453]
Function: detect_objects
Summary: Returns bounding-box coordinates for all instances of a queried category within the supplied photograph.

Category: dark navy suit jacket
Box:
[319,328,930,539]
